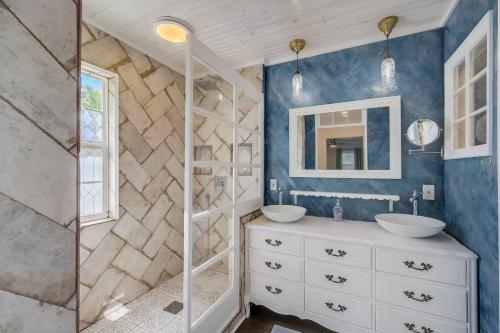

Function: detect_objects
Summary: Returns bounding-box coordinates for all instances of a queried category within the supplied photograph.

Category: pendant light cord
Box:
[385,35,390,58]
[296,51,300,74]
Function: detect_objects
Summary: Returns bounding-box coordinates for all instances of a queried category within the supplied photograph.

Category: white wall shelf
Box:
[290,190,400,212]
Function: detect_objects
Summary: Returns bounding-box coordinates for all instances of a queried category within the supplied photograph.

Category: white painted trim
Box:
[183,33,194,333]
[192,246,234,276]
[444,11,493,160]
[80,62,120,223]
[184,34,264,333]
[289,96,401,179]
[290,190,400,202]
[193,106,260,135]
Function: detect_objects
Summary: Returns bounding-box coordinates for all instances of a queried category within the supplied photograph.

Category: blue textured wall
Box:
[304,115,316,169]
[264,29,445,221]
[367,107,390,170]
[443,1,498,332]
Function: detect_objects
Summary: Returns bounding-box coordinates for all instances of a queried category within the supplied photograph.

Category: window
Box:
[444,11,493,159]
[79,62,119,223]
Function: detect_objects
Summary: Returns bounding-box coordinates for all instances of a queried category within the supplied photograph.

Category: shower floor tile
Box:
[83,270,229,333]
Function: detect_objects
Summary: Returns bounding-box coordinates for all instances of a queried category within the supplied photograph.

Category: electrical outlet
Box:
[270,179,277,191]
[422,185,435,200]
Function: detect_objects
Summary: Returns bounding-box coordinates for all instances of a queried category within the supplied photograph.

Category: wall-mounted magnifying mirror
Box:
[405,119,443,156]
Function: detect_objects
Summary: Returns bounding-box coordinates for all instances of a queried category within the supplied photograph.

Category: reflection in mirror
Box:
[298,107,390,171]
[406,119,441,147]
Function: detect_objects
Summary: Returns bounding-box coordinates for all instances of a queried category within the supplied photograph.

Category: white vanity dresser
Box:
[244,215,477,333]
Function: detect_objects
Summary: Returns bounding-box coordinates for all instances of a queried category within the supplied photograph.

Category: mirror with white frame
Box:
[289,96,401,179]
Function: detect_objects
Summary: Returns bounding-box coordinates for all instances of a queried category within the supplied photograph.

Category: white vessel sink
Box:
[375,213,446,238]
[261,205,306,223]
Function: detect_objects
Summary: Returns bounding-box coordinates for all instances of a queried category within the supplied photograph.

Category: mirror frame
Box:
[289,96,401,179]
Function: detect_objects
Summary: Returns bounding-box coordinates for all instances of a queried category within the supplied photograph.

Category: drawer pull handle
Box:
[265,285,282,295]
[265,238,282,247]
[404,291,433,303]
[404,323,434,333]
[325,249,347,257]
[404,260,433,271]
[325,302,347,312]
[325,274,347,284]
[265,261,282,270]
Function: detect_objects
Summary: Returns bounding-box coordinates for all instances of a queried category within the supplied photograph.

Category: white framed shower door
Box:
[183,34,263,333]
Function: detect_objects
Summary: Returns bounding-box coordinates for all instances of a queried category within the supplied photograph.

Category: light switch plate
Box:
[270,179,277,191]
[422,185,435,200]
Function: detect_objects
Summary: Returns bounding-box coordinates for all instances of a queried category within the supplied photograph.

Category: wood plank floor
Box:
[235,305,336,333]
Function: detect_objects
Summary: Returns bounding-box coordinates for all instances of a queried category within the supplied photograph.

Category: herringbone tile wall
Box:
[79,23,263,329]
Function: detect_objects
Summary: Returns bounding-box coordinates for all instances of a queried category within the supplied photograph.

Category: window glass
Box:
[445,14,491,159]
[80,69,112,221]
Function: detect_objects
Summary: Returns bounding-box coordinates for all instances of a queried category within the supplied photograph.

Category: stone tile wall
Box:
[79,23,185,329]
[0,0,78,332]
[79,22,263,329]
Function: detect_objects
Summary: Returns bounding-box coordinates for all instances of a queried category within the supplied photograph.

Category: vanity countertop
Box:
[246,215,477,259]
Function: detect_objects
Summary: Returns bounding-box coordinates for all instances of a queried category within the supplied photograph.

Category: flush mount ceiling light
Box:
[289,38,306,98]
[378,16,398,91]
[154,16,190,43]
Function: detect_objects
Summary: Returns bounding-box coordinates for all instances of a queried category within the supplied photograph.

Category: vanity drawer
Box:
[305,260,371,299]
[305,287,372,329]
[376,248,467,286]
[376,305,468,333]
[250,272,303,309]
[376,273,467,322]
[250,229,302,256]
[305,237,371,269]
[249,248,302,282]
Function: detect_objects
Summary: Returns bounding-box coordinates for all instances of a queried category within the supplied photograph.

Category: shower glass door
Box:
[184,34,263,333]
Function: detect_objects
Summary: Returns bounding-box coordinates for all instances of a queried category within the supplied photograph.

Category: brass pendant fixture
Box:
[290,39,305,98]
[378,16,398,91]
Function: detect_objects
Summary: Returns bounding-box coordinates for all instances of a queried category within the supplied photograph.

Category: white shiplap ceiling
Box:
[83,0,458,73]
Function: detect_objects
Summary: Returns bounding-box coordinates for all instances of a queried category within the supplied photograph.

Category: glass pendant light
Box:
[378,16,398,91]
[289,39,305,98]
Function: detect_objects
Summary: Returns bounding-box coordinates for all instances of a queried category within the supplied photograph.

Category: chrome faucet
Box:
[409,190,422,215]
[278,186,283,205]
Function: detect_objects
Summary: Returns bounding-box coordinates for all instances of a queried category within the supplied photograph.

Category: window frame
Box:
[80,62,119,225]
[444,11,493,160]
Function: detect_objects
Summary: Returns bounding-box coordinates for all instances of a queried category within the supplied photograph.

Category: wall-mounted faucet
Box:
[278,186,283,205]
[409,190,422,215]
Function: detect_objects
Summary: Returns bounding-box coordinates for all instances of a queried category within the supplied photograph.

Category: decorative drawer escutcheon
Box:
[325,248,347,257]
[325,274,347,284]
[265,261,282,270]
[404,260,433,271]
[404,291,433,302]
[265,238,282,247]
[265,285,282,295]
[325,302,347,312]
[404,323,434,333]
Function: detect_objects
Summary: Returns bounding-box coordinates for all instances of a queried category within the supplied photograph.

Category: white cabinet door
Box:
[250,229,302,256]
[250,272,304,309]
[376,305,468,333]
[249,248,302,282]
[305,237,371,269]
[376,273,468,322]
[305,260,371,299]
[376,248,467,286]
[305,287,372,329]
